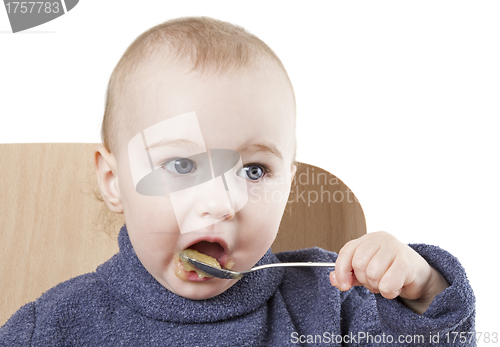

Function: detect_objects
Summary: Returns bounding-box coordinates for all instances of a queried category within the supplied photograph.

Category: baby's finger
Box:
[349,272,380,292]
[350,242,381,287]
[335,239,362,291]
[377,256,406,299]
[347,272,380,293]
[330,271,373,291]
[329,271,337,287]
[364,247,397,290]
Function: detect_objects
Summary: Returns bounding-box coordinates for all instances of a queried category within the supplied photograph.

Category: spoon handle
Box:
[242,262,336,274]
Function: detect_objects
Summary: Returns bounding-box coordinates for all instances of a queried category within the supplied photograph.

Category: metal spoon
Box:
[179,252,336,280]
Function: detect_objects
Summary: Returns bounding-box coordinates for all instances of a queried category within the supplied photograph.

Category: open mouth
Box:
[174,240,233,282]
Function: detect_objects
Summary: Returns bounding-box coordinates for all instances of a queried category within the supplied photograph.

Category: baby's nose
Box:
[197,183,235,221]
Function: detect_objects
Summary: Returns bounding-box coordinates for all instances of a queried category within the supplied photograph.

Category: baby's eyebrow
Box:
[145,139,205,153]
[144,138,283,161]
[237,141,283,162]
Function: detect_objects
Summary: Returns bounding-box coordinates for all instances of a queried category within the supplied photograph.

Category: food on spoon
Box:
[179,249,222,278]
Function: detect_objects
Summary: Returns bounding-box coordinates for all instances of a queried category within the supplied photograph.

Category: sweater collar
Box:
[96,224,284,323]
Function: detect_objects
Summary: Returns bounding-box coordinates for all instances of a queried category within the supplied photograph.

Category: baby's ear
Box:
[94,144,124,214]
[290,164,297,183]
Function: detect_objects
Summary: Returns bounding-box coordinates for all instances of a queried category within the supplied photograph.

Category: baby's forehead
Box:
[126,111,289,155]
[114,59,295,166]
[127,65,292,126]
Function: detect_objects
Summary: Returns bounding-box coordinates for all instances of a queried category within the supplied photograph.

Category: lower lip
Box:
[185,271,213,282]
[176,258,220,282]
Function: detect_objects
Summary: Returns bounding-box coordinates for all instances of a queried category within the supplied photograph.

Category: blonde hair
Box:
[101,16,296,163]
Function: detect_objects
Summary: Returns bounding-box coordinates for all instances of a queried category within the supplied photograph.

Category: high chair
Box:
[0,143,366,326]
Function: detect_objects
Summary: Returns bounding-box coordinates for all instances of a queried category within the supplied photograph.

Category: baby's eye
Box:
[237,163,269,181]
[163,158,196,175]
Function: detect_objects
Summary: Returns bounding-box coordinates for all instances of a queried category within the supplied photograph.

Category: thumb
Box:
[330,271,363,290]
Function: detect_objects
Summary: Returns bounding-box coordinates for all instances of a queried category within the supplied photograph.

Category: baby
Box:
[0,17,475,346]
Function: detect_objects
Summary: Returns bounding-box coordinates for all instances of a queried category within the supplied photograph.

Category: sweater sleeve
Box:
[0,301,35,346]
[341,243,476,346]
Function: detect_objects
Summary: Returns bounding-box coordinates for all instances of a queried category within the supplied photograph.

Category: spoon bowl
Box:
[179,251,336,280]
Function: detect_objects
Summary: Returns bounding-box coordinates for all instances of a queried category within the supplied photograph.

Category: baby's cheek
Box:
[243,209,278,246]
[127,197,178,233]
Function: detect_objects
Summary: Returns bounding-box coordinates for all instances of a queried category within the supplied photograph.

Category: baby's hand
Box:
[330,231,449,314]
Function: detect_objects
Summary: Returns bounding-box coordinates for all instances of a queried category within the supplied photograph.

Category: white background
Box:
[1,0,498,342]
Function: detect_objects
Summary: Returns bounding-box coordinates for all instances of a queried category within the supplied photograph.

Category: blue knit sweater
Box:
[1,225,475,346]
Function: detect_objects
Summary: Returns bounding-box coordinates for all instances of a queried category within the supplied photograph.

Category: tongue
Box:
[188,241,224,260]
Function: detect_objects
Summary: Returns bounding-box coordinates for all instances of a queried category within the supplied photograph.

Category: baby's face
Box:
[114,62,296,299]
